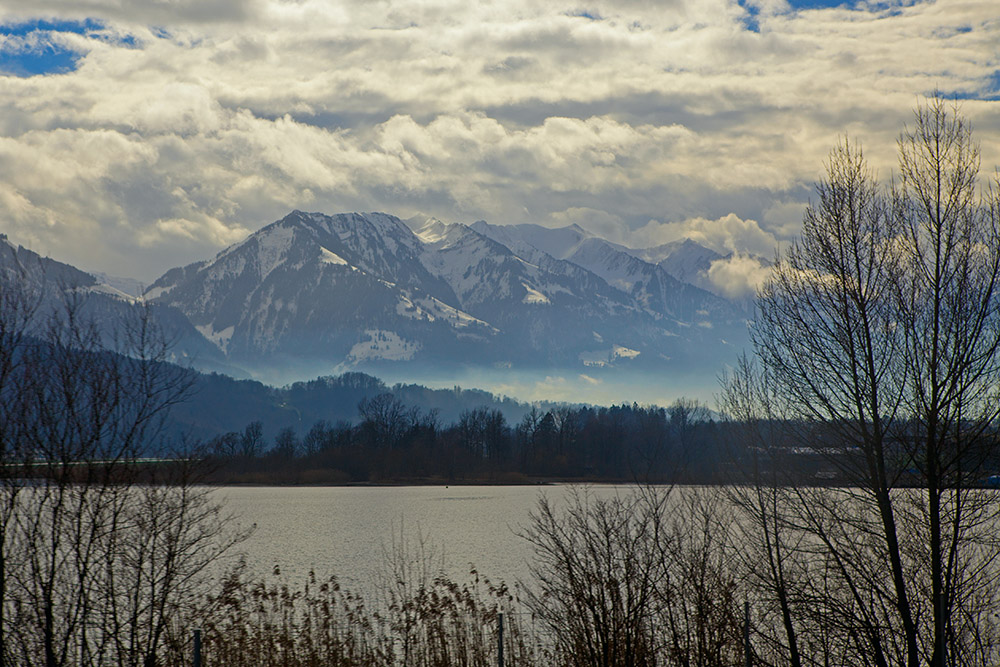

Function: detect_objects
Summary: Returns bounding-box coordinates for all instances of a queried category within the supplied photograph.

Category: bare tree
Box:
[0,288,245,667]
[520,486,745,667]
[519,488,666,667]
[719,355,805,667]
[893,99,1000,667]
[724,99,1000,666]
[0,262,42,667]
[358,393,410,449]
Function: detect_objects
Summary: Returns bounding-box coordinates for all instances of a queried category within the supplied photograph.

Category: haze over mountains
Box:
[1,211,756,403]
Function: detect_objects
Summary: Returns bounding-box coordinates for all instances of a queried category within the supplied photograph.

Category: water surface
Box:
[218,484,625,591]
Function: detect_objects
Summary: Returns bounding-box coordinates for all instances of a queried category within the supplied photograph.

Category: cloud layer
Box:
[0,0,997,281]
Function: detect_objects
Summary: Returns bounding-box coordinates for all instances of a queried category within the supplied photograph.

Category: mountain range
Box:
[144,211,750,384]
[1,212,756,401]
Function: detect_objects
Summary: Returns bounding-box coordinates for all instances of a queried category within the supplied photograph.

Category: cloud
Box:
[631,213,781,256]
[0,0,995,279]
[706,253,772,300]
[0,1,260,26]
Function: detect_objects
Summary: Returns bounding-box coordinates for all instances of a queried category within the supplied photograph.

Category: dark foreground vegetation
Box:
[4,97,1000,666]
[201,395,729,485]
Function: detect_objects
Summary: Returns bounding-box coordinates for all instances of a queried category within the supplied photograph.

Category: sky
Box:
[0,0,997,287]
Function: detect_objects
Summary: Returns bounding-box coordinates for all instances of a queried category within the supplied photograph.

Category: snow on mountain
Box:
[146,211,495,367]
[0,233,229,371]
[412,218,678,365]
[467,221,746,326]
[88,271,147,298]
[145,210,753,380]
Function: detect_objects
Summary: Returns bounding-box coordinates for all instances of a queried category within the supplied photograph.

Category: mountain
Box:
[146,211,750,385]
[0,233,232,373]
[0,233,97,293]
[468,221,744,325]
[146,211,502,378]
[412,217,677,365]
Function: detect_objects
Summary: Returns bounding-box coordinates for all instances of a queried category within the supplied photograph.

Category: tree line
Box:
[203,394,725,484]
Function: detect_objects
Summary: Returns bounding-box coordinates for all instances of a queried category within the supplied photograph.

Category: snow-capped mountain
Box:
[147,211,497,370]
[411,217,676,365]
[0,234,229,371]
[146,211,750,380]
[469,221,744,325]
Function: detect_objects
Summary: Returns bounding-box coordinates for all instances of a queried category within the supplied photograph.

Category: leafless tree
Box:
[893,99,1000,667]
[358,393,410,449]
[0,287,245,667]
[519,488,666,666]
[719,355,805,667]
[0,262,42,667]
[519,487,744,667]
[723,98,1000,667]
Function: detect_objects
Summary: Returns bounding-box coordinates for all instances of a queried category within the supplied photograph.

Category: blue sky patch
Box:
[0,18,136,77]
[0,18,103,37]
[0,38,80,77]
[976,70,1000,100]
[940,71,1000,102]
[989,70,1000,94]
[566,10,603,21]
[786,0,851,8]
[737,0,760,32]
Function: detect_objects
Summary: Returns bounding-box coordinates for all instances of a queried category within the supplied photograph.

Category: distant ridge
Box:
[144,210,750,382]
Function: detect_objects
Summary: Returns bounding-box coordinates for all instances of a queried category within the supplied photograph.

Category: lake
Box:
[216,484,628,592]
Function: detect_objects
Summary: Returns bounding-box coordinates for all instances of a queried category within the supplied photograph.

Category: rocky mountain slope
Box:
[145,211,750,381]
[0,234,230,372]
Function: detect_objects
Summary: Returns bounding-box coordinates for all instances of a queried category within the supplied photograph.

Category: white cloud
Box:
[706,253,772,300]
[0,0,995,279]
[631,213,781,256]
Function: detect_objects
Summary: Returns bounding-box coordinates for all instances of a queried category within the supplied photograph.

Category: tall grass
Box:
[162,561,537,667]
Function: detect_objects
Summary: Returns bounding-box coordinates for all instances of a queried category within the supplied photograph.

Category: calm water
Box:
[217,485,626,591]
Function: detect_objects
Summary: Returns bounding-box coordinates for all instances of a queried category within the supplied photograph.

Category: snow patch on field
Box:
[82,283,137,302]
[320,247,349,266]
[195,324,235,352]
[579,345,642,367]
[347,330,420,362]
[612,345,640,359]
[522,283,551,304]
